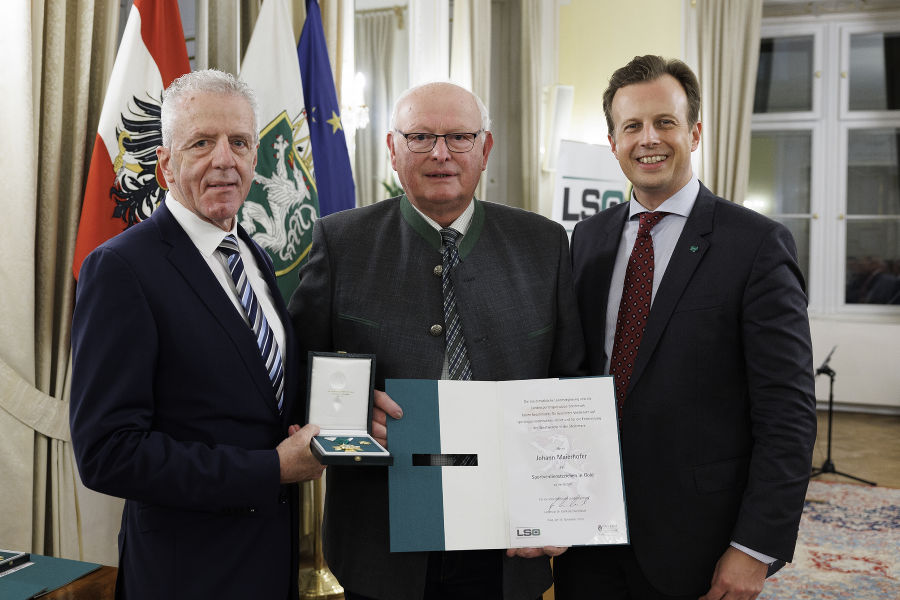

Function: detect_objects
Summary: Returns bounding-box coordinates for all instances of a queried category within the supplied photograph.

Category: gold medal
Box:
[334,443,362,452]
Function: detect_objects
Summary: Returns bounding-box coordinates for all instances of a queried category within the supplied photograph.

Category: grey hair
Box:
[390,82,491,132]
[160,69,260,147]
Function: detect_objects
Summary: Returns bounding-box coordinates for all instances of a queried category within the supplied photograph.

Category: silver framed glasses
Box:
[396,131,483,153]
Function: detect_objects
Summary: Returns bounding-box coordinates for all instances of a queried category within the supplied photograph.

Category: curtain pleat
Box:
[355,10,395,206]
[695,0,763,205]
[450,0,491,203]
[0,0,122,565]
[520,0,542,213]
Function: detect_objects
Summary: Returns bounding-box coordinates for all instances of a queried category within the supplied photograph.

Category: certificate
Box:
[386,377,627,551]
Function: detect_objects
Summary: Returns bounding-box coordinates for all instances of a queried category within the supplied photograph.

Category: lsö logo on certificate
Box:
[504,377,628,547]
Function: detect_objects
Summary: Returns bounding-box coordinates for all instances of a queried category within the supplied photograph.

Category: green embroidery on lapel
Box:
[690,245,699,253]
[458,199,484,260]
[337,313,381,328]
[399,195,484,259]
[400,195,441,251]
[526,324,553,339]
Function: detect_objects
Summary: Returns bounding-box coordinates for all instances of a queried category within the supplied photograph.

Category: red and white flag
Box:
[73,0,189,279]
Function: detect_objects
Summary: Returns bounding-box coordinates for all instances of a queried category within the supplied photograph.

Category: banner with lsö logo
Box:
[552,140,630,237]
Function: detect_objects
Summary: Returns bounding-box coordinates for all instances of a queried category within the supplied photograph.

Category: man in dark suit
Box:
[288,82,585,600]
[70,70,324,600]
[553,55,817,600]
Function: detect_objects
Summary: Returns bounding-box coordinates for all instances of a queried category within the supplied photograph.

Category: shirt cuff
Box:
[730,541,776,565]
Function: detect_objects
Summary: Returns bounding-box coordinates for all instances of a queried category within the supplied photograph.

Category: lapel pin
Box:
[689,245,699,253]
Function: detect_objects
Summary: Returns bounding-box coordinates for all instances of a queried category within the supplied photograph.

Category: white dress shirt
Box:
[603,177,698,374]
[165,196,287,362]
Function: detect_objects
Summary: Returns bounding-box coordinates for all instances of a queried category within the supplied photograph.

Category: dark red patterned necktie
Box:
[609,211,668,414]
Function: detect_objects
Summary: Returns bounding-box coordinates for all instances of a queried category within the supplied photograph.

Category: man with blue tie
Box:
[70,69,324,600]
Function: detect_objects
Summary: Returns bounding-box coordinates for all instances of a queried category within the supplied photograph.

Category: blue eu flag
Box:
[298,0,356,215]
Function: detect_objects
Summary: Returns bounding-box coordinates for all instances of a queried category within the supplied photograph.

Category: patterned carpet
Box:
[759,480,900,599]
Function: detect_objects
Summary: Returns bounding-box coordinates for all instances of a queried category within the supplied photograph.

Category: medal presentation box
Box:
[386,376,628,552]
[306,352,392,466]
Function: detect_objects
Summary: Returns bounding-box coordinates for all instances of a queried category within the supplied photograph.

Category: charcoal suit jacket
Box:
[560,183,817,596]
[70,200,301,600]
[288,195,586,600]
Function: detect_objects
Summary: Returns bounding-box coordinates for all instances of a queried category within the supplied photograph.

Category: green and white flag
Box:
[239,0,319,302]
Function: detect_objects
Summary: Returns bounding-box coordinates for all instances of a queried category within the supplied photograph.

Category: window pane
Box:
[755,36,814,113]
[747,131,811,214]
[847,129,900,216]
[845,220,900,305]
[849,31,900,112]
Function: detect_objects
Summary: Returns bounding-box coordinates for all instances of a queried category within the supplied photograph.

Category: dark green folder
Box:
[0,553,101,599]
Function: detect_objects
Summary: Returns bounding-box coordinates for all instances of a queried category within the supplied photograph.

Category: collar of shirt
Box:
[628,176,699,220]
[165,195,239,254]
[603,176,700,376]
[164,196,288,368]
[407,197,476,239]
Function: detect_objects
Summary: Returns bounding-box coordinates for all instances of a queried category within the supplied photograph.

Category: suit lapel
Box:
[153,203,283,417]
[575,203,629,369]
[627,188,716,392]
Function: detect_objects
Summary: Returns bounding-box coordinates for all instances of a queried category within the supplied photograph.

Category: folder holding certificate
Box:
[386,376,628,551]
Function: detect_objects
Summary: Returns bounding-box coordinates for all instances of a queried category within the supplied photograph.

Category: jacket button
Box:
[430,324,443,336]
[434,265,443,276]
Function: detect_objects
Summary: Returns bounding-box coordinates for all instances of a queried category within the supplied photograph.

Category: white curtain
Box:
[0,0,124,564]
[355,9,398,206]
[694,0,763,205]
[519,0,543,213]
[450,0,491,108]
[408,0,450,85]
[451,0,491,202]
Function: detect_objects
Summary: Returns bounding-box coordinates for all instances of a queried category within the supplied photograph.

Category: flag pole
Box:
[298,477,343,599]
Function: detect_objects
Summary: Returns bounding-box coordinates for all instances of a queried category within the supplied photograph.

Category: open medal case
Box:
[306,352,392,466]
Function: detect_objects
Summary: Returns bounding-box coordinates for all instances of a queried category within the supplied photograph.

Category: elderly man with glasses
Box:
[288,82,586,600]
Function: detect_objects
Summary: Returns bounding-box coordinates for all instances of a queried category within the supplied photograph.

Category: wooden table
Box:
[41,565,116,599]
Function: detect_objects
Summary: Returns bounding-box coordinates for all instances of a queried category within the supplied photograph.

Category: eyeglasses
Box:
[396,131,483,153]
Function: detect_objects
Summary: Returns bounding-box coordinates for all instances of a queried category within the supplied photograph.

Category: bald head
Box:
[387,82,494,227]
[391,82,490,133]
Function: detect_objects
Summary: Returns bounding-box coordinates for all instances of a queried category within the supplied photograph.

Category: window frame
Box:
[748,123,824,307]
[838,118,900,314]
[753,22,824,124]
[753,11,900,318]
[839,20,900,121]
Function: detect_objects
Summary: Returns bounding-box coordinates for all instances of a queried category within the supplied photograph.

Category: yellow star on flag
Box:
[326,111,343,134]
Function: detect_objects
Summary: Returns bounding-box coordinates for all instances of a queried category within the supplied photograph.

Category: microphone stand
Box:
[809,346,876,486]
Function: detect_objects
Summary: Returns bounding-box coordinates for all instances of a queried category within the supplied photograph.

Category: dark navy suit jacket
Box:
[563,184,817,595]
[70,201,300,600]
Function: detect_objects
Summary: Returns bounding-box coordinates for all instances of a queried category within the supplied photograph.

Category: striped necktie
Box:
[218,234,284,414]
[440,228,472,380]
